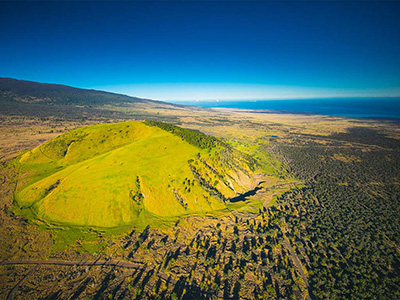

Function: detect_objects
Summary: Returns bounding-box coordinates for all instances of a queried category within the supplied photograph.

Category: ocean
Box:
[179,98,400,119]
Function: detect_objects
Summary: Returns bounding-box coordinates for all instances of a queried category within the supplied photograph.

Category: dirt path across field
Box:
[0,259,145,270]
[1,259,222,298]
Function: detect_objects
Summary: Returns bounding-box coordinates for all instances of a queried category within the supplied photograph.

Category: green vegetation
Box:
[14,121,259,228]
[271,127,400,299]
[144,120,219,150]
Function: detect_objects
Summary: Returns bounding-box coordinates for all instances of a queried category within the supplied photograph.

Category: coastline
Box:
[177,98,400,120]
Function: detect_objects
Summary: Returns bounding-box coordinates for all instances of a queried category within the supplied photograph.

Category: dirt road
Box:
[0,259,145,270]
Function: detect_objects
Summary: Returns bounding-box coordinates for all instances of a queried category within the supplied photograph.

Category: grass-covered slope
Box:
[15,121,258,228]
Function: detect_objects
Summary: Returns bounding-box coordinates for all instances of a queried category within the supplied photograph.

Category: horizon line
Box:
[2,77,399,103]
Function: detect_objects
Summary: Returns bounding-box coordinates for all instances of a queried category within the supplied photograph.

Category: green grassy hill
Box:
[15,121,259,228]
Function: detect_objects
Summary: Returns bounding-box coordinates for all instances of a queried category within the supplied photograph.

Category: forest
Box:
[144,120,220,150]
[271,127,400,299]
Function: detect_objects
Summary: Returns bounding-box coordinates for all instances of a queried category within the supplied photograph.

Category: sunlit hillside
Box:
[15,121,260,228]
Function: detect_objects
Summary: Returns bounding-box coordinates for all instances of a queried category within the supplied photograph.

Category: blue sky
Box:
[1,1,399,101]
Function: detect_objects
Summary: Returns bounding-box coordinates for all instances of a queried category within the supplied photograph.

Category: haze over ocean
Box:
[178,98,400,119]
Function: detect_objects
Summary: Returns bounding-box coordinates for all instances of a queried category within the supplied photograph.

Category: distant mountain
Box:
[0,77,167,106]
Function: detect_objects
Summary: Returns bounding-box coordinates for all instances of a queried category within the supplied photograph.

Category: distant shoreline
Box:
[208,107,400,123]
[175,97,400,120]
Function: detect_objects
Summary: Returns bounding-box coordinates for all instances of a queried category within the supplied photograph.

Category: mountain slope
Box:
[0,77,171,107]
[15,121,260,228]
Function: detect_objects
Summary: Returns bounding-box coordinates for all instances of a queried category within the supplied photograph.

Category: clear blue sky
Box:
[1,1,399,101]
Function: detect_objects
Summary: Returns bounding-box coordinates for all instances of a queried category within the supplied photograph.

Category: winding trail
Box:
[6,264,40,300]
